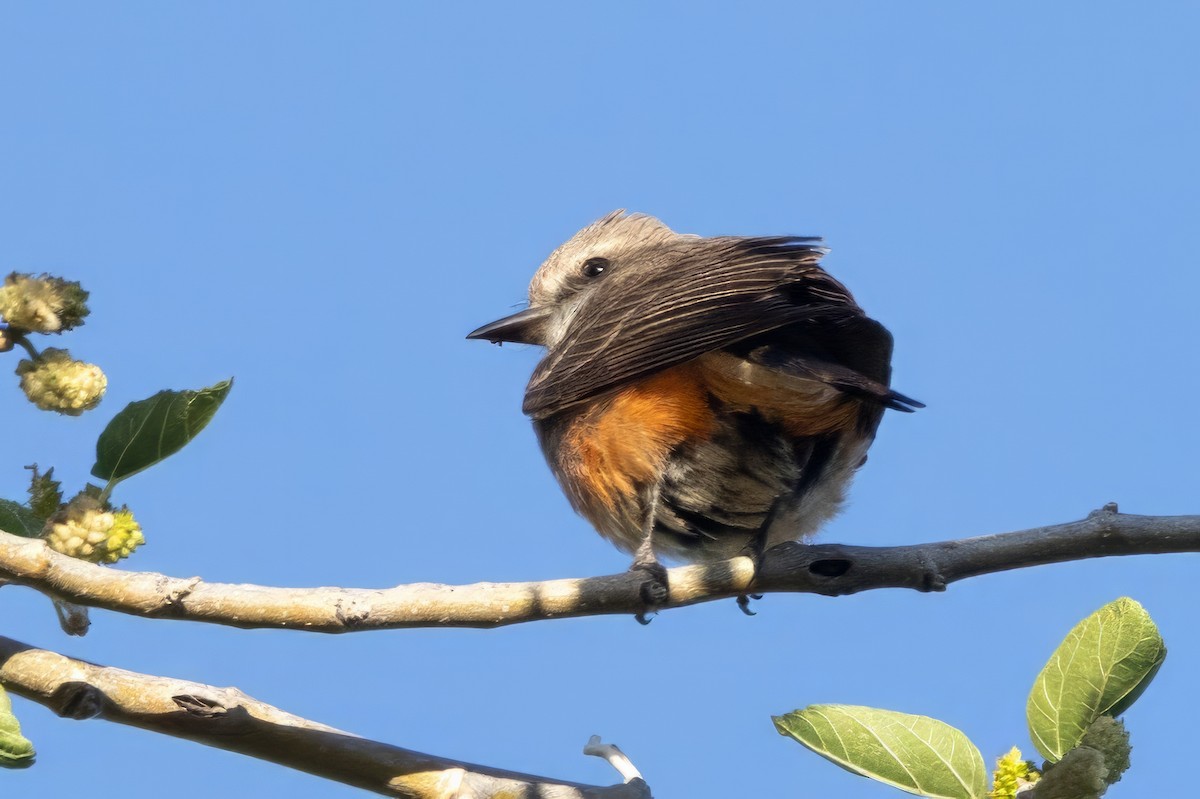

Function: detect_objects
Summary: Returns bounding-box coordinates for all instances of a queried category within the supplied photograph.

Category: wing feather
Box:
[523,236,875,418]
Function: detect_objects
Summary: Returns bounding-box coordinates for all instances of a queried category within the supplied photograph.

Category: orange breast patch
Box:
[561,354,863,513]
[564,362,716,510]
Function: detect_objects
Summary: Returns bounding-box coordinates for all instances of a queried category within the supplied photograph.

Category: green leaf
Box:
[0,686,35,768]
[91,379,233,485]
[1027,597,1166,762]
[26,465,62,520]
[774,705,986,799]
[0,500,45,538]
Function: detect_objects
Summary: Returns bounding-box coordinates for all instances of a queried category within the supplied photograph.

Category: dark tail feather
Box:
[827,379,924,413]
[881,389,925,413]
[747,348,925,413]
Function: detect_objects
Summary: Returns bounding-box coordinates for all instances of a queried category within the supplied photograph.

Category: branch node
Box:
[334,597,371,628]
[52,682,104,720]
[1090,502,1120,518]
[583,735,644,784]
[165,576,202,608]
[808,558,851,578]
[172,693,230,719]
[917,554,947,592]
[51,597,91,636]
[922,571,948,592]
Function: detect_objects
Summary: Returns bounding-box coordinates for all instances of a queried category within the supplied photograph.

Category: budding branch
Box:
[0,504,1196,632]
[0,504,1196,798]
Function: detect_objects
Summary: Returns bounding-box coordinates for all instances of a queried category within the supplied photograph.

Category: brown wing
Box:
[735,313,923,412]
[522,236,867,419]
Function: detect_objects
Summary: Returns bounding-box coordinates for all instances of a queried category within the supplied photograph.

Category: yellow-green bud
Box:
[0,273,89,334]
[103,509,145,563]
[989,747,1039,798]
[16,348,106,415]
[44,497,144,564]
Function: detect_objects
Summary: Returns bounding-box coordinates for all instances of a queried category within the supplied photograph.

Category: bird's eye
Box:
[581,257,609,278]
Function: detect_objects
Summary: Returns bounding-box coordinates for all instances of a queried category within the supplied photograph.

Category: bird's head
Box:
[467,210,681,349]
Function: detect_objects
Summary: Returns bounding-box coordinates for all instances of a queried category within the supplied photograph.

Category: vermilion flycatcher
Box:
[469,211,920,610]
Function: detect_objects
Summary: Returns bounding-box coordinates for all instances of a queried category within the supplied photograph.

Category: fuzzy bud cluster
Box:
[1031,717,1132,799]
[1078,716,1131,785]
[0,273,90,334]
[44,497,144,564]
[16,348,107,415]
[1032,747,1108,799]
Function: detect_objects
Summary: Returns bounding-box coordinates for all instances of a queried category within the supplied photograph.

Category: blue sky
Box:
[1,3,1198,797]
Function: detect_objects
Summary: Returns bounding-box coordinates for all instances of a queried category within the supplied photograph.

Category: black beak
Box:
[466,306,552,345]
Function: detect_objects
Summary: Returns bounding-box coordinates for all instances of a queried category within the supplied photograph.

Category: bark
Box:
[0,635,650,798]
[0,504,1195,632]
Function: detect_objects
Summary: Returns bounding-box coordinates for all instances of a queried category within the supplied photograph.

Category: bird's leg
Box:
[735,534,766,616]
[630,484,669,624]
[735,495,786,616]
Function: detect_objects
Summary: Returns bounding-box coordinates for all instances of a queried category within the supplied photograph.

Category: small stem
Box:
[98,480,116,506]
[584,736,644,783]
[50,595,91,637]
[11,333,40,361]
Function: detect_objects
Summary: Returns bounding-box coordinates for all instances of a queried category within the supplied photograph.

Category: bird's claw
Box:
[630,559,669,623]
[736,593,764,616]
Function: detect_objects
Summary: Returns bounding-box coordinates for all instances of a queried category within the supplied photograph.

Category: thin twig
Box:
[584,736,645,784]
[0,505,1196,632]
[0,635,650,799]
[10,332,40,361]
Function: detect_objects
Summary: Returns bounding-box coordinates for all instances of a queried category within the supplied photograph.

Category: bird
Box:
[468,211,921,613]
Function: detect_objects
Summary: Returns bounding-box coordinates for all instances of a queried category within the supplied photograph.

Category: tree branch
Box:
[0,635,651,798]
[0,504,1197,632]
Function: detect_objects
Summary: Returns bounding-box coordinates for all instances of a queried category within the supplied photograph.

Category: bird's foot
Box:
[629,557,669,625]
[736,593,764,616]
[734,535,768,616]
